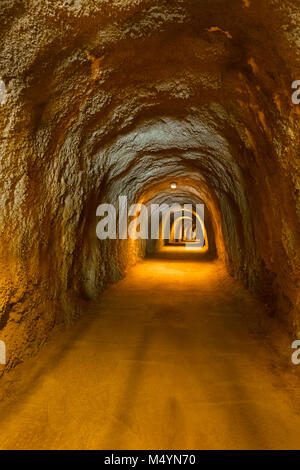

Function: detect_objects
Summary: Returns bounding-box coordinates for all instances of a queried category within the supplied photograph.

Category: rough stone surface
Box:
[0,0,299,368]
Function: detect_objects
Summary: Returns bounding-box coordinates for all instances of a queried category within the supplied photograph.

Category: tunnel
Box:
[0,0,299,451]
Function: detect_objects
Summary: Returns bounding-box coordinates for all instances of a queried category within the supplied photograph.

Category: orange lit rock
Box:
[0,0,299,369]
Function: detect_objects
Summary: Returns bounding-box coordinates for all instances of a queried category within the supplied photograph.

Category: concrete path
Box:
[0,246,299,450]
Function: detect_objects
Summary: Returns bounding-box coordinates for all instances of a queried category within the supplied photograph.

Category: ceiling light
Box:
[170,183,177,189]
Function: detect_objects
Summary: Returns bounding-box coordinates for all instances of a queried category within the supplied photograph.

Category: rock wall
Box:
[0,0,299,369]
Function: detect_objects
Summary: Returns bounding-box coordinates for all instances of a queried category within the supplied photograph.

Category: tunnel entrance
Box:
[166,207,207,248]
[144,194,212,258]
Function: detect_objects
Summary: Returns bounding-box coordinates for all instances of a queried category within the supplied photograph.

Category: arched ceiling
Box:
[0,0,299,358]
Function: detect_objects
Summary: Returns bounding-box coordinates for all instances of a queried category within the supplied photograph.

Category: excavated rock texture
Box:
[0,0,299,368]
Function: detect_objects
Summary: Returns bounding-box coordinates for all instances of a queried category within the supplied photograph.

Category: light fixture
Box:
[170,182,177,189]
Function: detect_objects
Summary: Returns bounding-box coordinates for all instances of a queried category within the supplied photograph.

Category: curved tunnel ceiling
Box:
[0,0,299,364]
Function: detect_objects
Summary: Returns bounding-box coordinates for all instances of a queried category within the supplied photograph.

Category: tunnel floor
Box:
[0,246,300,450]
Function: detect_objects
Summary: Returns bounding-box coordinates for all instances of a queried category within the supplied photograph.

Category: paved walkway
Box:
[0,247,299,449]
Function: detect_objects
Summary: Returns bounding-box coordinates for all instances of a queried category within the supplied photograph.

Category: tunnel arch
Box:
[0,0,299,368]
